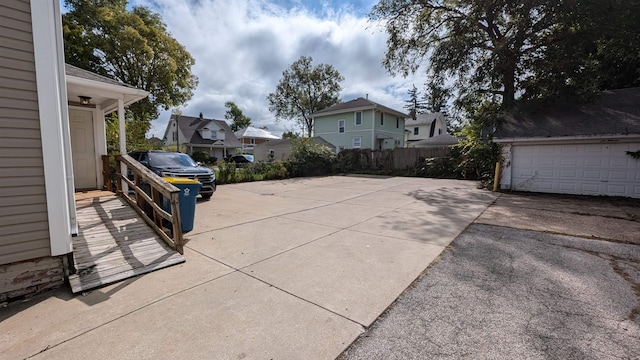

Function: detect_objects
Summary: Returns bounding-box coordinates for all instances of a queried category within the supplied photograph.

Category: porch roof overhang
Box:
[66,74,149,113]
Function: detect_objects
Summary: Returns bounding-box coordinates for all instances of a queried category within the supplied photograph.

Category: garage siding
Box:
[511,142,640,198]
[0,0,51,265]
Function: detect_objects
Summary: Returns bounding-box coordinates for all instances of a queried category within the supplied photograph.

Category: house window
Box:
[414,127,419,135]
[353,137,361,148]
[250,138,255,144]
[396,117,399,128]
[395,140,401,146]
[355,111,362,125]
[268,149,275,160]
[380,112,384,126]
[439,129,443,135]
[338,146,345,153]
[430,120,436,137]
[338,119,345,133]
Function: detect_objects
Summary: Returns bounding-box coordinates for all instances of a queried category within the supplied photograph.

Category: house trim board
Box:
[65,76,148,114]
[30,0,73,255]
[494,134,640,145]
[314,105,407,119]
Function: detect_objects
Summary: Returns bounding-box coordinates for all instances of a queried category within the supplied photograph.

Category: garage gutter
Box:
[494,134,640,144]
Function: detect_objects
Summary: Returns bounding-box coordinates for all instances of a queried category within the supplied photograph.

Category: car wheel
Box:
[201,193,212,200]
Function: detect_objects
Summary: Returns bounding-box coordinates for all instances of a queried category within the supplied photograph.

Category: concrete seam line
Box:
[24,270,239,359]
[235,269,366,329]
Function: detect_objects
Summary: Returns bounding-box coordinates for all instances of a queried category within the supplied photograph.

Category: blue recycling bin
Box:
[162,177,201,233]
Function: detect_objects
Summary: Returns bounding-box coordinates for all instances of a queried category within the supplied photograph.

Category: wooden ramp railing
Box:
[112,154,184,254]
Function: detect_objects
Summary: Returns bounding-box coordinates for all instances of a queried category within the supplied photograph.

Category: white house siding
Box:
[501,141,640,198]
[0,0,52,265]
[405,112,447,145]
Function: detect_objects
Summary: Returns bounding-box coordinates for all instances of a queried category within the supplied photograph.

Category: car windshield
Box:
[149,153,198,168]
[244,155,254,162]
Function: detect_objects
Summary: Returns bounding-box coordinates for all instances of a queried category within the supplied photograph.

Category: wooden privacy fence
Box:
[113,154,185,254]
[393,147,451,169]
[339,147,451,171]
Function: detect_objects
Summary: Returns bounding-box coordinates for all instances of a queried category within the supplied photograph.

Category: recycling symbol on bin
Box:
[183,188,190,196]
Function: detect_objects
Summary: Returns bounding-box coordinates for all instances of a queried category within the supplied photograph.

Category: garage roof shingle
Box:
[495,88,640,139]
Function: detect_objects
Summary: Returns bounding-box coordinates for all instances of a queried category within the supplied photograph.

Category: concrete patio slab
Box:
[187,217,339,268]
[28,272,364,360]
[243,229,446,327]
[0,248,232,360]
[222,178,315,195]
[277,186,372,203]
[2,176,491,360]
[191,188,327,233]
[342,190,417,209]
[349,201,491,247]
[380,178,475,193]
[282,202,392,229]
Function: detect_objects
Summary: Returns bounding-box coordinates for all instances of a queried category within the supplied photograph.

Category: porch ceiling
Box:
[66,75,148,114]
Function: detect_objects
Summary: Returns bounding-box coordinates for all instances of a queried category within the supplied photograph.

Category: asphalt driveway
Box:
[341,193,640,359]
[0,176,496,360]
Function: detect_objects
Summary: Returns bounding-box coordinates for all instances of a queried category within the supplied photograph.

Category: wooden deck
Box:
[69,193,185,293]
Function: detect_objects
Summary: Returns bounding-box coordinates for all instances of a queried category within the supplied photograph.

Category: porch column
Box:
[118,98,127,193]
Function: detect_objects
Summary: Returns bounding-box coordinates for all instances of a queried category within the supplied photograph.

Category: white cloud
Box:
[138,0,426,138]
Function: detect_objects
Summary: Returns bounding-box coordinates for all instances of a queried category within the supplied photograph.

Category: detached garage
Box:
[495,88,640,199]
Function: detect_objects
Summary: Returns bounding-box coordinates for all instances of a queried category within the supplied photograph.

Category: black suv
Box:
[129,151,216,199]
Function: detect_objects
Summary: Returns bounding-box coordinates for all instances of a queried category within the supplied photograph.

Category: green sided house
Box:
[1,0,182,301]
[312,97,408,152]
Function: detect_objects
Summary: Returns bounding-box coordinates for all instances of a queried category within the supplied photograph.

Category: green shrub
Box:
[191,151,211,164]
[216,162,237,184]
[410,155,459,178]
[252,161,288,180]
[287,138,336,177]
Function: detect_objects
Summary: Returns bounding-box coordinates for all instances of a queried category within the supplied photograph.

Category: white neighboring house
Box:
[495,87,640,198]
[234,126,280,154]
[404,112,456,147]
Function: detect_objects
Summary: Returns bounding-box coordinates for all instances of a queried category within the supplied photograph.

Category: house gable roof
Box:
[234,126,280,140]
[405,112,445,126]
[495,88,640,140]
[412,133,459,147]
[311,97,408,118]
[65,63,138,89]
[174,115,241,147]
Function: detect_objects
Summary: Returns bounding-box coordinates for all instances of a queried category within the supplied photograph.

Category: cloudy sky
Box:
[132,0,427,138]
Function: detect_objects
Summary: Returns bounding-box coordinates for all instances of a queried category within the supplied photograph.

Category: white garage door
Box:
[511,142,640,198]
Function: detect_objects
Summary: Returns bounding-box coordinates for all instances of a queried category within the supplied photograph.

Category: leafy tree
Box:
[224,101,252,131]
[267,56,344,137]
[423,83,450,114]
[282,131,300,139]
[404,84,427,119]
[63,0,198,150]
[370,0,640,109]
